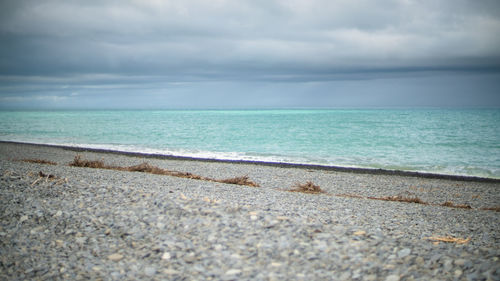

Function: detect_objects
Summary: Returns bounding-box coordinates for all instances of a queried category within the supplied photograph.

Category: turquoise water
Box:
[1,109,499,178]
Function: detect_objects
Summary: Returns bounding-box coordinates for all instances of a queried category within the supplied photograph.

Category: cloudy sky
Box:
[1,0,500,109]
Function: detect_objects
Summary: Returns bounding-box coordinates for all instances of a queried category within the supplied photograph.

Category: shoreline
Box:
[2,140,499,183]
[1,139,499,280]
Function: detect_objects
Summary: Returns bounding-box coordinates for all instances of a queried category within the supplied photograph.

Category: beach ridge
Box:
[2,140,498,183]
[1,142,499,280]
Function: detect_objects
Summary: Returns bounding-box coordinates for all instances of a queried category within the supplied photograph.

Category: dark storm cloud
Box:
[1,0,500,108]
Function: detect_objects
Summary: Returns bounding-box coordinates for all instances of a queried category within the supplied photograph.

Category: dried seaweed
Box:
[290,181,324,194]
[220,176,259,187]
[70,155,107,169]
[367,195,427,204]
[69,155,259,187]
[441,201,472,209]
[20,159,57,165]
[481,206,500,212]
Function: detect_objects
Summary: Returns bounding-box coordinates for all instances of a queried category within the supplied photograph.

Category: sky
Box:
[1,0,500,109]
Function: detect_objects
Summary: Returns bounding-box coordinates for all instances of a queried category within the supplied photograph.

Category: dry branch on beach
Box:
[424,236,471,244]
[31,171,67,186]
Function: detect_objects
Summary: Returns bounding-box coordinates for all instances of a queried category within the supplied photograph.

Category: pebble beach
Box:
[1,142,499,280]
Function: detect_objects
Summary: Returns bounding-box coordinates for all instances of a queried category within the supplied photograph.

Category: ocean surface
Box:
[0,109,499,179]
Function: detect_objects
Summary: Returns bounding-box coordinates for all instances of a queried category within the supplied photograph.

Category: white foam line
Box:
[1,138,498,179]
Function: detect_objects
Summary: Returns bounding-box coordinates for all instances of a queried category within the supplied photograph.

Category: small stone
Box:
[276,216,289,220]
[353,230,366,236]
[250,215,258,221]
[385,275,400,281]
[443,259,453,271]
[265,221,278,228]
[164,269,180,275]
[108,253,123,261]
[225,269,241,275]
[415,257,425,265]
[339,272,351,280]
[30,227,41,235]
[398,248,411,258]
[352,269,361,279]
[454,259,466,266]
[468,272,481,281]
[144,266,156,276]
[75,237,87,244]
[454,269,463,277]
[270,262,282,267]
[184,253,196,263]
[54,210,62,217]
[268,275,279,281]
[162,252,171,260]
[20,215,28,223]
[231,253,242,260]
[314,241,327,251]
[364,274,377,281]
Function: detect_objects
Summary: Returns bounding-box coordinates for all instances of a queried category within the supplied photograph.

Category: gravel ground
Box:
[0,142,499,280]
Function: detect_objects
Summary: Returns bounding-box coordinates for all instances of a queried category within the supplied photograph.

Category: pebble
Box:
[385,275,400,281]
[225,269,242,275]
[364,274,377,281]
[0,143,499,281]
[397,248,411,258]
[144,266,156,276]
[161,252,171,260]
[75,236,87,244]
[443,259,453,271]
[108,254,124,262]
[164,269,180,275]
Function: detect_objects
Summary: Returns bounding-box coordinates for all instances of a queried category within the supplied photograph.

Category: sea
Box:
[0,109,499,179]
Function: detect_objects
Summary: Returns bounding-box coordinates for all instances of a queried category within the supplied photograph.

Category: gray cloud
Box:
[1,0,500,108]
